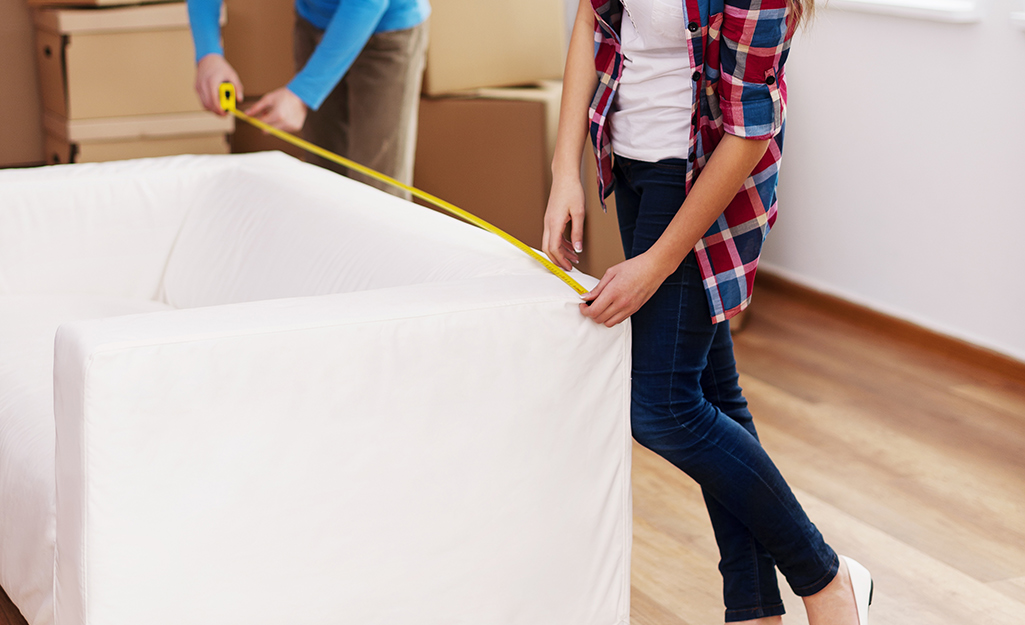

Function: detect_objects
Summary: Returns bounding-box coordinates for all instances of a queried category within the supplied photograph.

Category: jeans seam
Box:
[668,272,687,430]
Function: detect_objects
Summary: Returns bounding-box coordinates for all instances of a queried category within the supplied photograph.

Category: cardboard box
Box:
[45,133,229,164]
[414,80,623,277]
[28,0,177,7]
[423,0,566,95]
[413,83,562,250]
[42,109,233,164]
[223,0,296,96]
[0,0,45,166]
[33,3,218,120]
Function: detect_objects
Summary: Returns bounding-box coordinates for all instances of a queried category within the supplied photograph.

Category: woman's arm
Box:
[541,0,600,271]
[581,134,770,326]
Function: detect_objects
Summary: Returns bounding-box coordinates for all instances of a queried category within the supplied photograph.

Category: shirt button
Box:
[766,75,776,85]
[692,70,701,81]
[688,154,696,163]
[688,21,699,32]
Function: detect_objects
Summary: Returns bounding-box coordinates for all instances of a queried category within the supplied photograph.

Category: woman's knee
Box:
[630,396,718,454]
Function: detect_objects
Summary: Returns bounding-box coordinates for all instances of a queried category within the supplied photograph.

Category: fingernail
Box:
[574,243,583,253]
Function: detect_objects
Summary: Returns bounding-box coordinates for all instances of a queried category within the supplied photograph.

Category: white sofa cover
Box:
[0,153,632,625]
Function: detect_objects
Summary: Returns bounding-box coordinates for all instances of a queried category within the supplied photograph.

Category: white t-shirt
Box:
[609,0,695,163]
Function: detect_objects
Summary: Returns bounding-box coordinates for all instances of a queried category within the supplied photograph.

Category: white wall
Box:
[764,2,1025,362]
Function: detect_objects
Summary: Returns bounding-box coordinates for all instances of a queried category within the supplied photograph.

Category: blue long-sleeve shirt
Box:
[186,0,430,110]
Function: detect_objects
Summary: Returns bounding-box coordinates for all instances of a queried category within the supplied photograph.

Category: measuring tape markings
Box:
[217,83,588,297]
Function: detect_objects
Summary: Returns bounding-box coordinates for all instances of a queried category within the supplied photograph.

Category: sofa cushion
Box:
[159,153,540,309]
[0,295,172,625]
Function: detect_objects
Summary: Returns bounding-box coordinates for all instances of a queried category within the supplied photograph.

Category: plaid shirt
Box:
[589,0,793,323]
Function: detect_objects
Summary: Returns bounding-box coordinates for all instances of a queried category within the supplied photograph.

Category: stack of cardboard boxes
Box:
[31,0,233,164]
[414,0,623,276]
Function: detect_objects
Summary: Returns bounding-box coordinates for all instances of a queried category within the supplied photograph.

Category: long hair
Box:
[788,0,814,31]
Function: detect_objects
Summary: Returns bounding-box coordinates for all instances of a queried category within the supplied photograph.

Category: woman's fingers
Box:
[543,213,573,270]
[559,238,580,264]
[569,205,585,255]
[579,255,666,327]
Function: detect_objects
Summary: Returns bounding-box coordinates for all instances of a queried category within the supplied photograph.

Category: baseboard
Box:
[756,270,1025,379]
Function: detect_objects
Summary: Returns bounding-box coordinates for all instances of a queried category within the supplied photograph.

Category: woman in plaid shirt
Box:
[543,0,873,623]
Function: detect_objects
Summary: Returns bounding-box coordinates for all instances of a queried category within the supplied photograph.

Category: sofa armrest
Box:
[53,274,631,625]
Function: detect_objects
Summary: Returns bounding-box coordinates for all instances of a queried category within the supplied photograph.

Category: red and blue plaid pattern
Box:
[588,0,793,323]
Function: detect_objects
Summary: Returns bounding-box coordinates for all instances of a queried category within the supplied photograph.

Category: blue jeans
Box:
[613,156,838,622]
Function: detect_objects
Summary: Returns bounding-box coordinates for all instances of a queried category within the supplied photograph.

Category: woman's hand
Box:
[542,174,587,271]
[195,54,243,115]
[580,252,674,327]
[245,88,309,133]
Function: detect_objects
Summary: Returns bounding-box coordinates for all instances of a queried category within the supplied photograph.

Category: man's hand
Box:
[245,88,308,133]
[195,53,243,115]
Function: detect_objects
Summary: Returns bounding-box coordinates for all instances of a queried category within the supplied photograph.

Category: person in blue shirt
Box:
[187,0,431,194]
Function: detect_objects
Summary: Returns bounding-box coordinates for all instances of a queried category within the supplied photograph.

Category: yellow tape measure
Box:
[217,83,587,296]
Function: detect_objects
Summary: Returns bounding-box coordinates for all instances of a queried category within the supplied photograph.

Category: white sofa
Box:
[0,152,632,625]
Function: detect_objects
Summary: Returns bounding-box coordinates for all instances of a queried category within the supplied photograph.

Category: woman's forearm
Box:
[551,0,599,181]
[647,134,770,278]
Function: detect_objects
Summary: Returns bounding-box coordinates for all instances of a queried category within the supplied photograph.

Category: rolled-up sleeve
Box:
[717,0,790,139]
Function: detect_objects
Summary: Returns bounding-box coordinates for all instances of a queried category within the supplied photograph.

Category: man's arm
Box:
[186,0,245,114]
[245,0,388,131]
[285,0,389,110]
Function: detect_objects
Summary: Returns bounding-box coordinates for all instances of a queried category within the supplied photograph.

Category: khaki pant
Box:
[294,16,428,198]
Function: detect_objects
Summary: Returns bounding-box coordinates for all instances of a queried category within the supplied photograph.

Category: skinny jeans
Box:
[612,155,838,622]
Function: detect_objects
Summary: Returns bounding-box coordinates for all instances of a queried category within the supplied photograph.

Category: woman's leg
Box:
[613,156,838,622]
[700,321,785,623]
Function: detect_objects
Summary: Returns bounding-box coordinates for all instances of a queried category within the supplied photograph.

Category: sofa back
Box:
[159,152,541,308]
[0,156,213,300]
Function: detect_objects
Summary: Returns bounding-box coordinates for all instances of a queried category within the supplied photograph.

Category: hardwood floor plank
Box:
[631,513,723,625]
[951,384,1025,423]
[775,487,1025,625]
[742,375,1025,582]
[630,585,693,625]
[987,576,1025,605]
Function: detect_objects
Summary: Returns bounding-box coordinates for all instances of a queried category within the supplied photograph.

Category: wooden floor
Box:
[2,280,1023,625]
